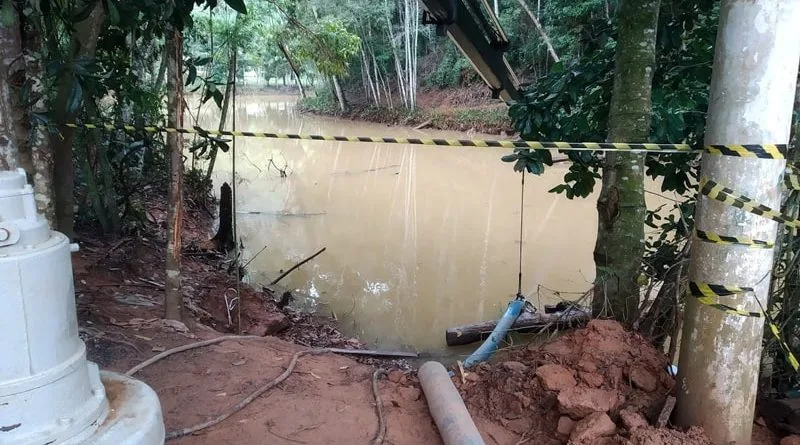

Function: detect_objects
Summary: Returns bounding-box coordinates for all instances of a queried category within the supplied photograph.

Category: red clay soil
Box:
[73,194,780,444]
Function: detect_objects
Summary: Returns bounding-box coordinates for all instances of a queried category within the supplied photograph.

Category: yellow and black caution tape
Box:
[705,144,786,159]
[690,281,799,371]
[700,177,800,228]
[63,122,699,153]
[694,228,774,249]
[688,282,762,317]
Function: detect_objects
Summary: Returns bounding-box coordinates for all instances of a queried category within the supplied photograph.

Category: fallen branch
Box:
[414,119,432,130]
[445,306,590,346]
[270,247,327,285]
[126,335,263,376]
[514,0,560,62]
[324,347,418,358]
[371,369,388,445]
[657,396,677,428]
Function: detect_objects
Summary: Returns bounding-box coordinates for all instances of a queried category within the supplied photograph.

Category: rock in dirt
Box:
[628,426,713,445]
[570,412,616,443]
[502,361,528,373]
[628,366,659,393]
[388,370,408,384]
[506,418,532,435]
[579,371,604,388]
[536,364,577,391]
[558,387,621,419]
[398,386,421,402]
[557,416,576,436]
[620,409,649,431]
[782,435,800,445]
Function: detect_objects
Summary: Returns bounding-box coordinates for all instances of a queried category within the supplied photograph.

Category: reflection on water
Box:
[202,94,659,352]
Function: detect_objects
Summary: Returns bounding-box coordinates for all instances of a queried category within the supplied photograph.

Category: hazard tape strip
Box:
[694,229,774,249]
[63,122,700,153]
[786,164,800,191]
[689,281,799,371]
[705,144,786,159]
[699,177,800,228]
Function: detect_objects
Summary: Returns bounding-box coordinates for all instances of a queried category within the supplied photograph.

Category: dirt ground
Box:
[73,194,783,445]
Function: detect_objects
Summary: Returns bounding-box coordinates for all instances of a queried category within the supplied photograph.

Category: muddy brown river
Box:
[201,94,668,353]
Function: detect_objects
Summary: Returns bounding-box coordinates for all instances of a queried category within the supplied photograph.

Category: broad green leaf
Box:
[223,0,247,14]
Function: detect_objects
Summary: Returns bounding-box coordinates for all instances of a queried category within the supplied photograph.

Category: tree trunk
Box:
[0,3,22,170]
[674,3,800,443]
[332,75,346,112]
[20,15,55,225]
[205,48,235,183]
[51,4,105,238]
[211,182,235,252]
[155,43,168,89]
[591,0,660,324]
[278,42,306,98]
[514,0,560,63]
[165,25,184,321]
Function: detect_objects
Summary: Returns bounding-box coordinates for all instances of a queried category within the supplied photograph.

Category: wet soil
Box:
[74,190,781,444]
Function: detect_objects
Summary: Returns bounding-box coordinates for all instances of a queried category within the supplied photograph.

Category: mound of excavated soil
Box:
[456,320,714,445]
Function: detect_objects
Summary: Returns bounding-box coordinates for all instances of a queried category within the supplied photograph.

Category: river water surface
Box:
[200,94,665,353]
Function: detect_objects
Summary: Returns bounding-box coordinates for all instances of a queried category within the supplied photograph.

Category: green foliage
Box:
[294,17,360,77]
[425,45,472,88]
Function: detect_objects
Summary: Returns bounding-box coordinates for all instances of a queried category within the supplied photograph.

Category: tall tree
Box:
[0,2,22,170]
[591,0,660,323]
[51,4,105,238]
[164,23,185,321]
[675,2,800,443]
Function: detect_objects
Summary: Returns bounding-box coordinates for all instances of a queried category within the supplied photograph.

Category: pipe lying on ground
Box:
[446,305,590,346]
[462,298,525,369]
[418,361,486,445]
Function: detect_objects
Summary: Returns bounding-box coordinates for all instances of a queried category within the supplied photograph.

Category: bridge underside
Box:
[420,0,521,102]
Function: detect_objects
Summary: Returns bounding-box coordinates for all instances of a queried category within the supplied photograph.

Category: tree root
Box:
[372,369,388,445]
[125,336,392,441]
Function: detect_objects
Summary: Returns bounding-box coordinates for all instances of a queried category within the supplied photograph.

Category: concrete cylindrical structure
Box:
[0,169,164,445]
[418,361,485,445]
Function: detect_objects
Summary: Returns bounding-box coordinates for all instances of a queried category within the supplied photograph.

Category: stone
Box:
[507,418,532,435]
[578,359,599,373]
[579,371,605,388]
[536,364,578,391]
[782,435,800,445]
[558,387,621,419]
[557,416,576,436]
[465,373,480,382]
[628,366,658,393]
[397,386,421,402]
[607,365,623,390]
[502,361,528,373]
[619,409,649,431]
[570,412,617,443]
[388,370,406,384]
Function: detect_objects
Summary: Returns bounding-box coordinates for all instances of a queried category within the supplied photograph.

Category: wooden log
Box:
[445,306,590,347]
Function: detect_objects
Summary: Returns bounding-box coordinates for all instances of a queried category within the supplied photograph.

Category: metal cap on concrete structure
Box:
[0,169,164,445]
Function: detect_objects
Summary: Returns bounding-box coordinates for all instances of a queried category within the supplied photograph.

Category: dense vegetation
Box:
[0,0,798,417]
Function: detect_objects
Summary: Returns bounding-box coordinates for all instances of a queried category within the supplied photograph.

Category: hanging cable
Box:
[517,170,525,299]
[232,45,241,334]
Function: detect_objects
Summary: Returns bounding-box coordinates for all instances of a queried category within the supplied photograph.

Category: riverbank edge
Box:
[296,96,515,136]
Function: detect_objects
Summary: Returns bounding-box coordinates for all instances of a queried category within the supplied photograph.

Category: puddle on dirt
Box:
[199,93,671,353]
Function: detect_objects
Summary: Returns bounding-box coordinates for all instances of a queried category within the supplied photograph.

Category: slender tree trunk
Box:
[0,3,22,170]
[205,48,235,183]
[514,0,560,63]
[21,14,55,224]
[155,43,168,89]
[675,3,800,443]
[165,25,184,321]
[51,4,105,238]
[278,42,306,98]
[591,0,660,324]
[332,75,346,112]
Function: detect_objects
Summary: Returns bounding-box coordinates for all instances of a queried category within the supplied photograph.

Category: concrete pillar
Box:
[674,2,800,444]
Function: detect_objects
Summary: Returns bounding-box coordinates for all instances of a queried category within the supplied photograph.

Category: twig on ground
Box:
[270,247,327,285]
[371,369,388,445]
[267,427,307,444]
[657,396,677,428]
[125,335,263,376]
